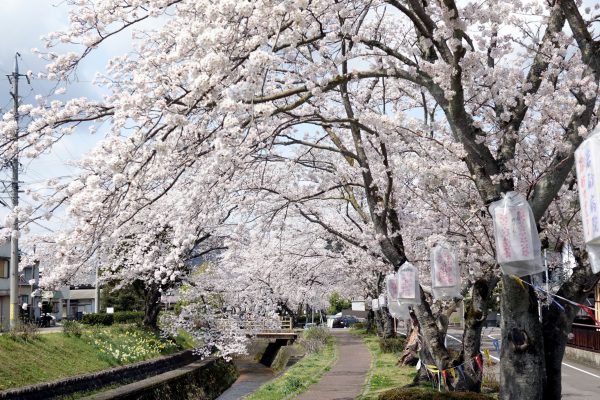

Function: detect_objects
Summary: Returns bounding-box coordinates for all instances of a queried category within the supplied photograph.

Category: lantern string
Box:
[510,275,599,325]
[423,353,486,392]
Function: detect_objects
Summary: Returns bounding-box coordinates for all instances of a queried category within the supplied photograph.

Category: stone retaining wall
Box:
[564,346,600,369]
[0,349,202,400]
[83,357,238,400]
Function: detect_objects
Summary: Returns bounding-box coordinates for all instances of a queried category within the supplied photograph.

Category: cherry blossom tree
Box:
[3,1,599,398]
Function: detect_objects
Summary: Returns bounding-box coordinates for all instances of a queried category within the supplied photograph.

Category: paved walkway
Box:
[296,329,371,400]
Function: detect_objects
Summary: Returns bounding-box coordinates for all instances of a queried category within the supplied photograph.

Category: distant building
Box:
[0,243,41,331]
[351,300,365,311]
[41,286,97,321]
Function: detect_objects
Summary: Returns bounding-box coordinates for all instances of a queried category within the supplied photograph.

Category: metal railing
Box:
[567,323,600,353]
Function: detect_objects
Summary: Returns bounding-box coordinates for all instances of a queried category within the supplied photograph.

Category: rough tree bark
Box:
[381,307,396,338]
[143,284,161,330]
[460,275,499,392]
[541,252,600,400]
[499,276,546,400]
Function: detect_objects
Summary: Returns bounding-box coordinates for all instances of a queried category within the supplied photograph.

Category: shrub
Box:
[282,376,304,395]
[352,322,366,330]
[299,326,331,353]
[62,320,83,337]
[379,387,494,400]
[81,313,114,326]
[113,311,144,324]
[8,322,39,342]
[379,337,406,353]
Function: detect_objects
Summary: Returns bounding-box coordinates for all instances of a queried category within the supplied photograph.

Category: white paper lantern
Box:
[575,131,600,273]
[378,294,387,307]
[372,298,380,311]
[388,299,410,320]
[396,262,421,305]
[385,273,399,300]
[489,192,544,277]
[430,242,461,299]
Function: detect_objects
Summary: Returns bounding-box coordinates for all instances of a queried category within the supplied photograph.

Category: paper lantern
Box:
[388,299,410,320]
[372,298,379,311]
[430,242,461,299]
[489,192,544,276]
[575,131,600,273]
[378,294,387,307]
[385,273,399,300]
[396,262,421,305]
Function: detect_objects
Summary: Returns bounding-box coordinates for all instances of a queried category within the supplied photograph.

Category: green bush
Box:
[379,337,406,353]
[353,322,366,330]
[299,326,332,353]
[379,387,494,400]
[113,311,144,324]
[282,376,305,395]
[81,313,114,326]
[62,320,82,337]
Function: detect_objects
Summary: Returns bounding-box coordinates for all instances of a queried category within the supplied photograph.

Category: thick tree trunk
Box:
[143,285,161,330]
[542,256,598,399]
[374,308,385,336]
[460,276,498,392]
[366,309,376,334]
[382,307,396,338]
[499,276,545,400]
[541,305,573,400]
[413,294,455,389]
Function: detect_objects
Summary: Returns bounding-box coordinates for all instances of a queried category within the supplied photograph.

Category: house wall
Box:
[0,295,9,331]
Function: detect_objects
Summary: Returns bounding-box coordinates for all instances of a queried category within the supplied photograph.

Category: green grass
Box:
[0,324,187,391]
[245,337,337,400]
[352,328,415,400]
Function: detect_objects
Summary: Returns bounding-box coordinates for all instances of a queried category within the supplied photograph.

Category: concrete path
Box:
[296,329,371,400]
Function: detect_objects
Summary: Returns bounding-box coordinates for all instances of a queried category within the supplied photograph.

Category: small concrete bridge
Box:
[245,317,301,367]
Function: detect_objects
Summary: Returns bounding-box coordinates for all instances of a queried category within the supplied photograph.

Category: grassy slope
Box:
[353,328,415,400]
[245,337,337,400]
[0,325,184,391]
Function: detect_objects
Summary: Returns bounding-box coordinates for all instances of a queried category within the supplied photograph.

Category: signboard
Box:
[106,307,114,314]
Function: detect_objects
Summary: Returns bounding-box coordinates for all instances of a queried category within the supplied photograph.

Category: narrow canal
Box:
[216,360,276,400]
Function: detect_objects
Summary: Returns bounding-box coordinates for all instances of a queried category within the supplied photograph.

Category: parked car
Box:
[303,322,318,329]
[332,316,359,328]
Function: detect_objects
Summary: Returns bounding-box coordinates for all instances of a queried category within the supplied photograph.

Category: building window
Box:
[0,260,8,279]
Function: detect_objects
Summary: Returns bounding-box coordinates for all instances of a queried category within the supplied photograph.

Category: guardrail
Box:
[567,323,600,353]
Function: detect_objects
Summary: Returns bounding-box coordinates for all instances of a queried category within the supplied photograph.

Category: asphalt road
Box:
[446,327,600,398]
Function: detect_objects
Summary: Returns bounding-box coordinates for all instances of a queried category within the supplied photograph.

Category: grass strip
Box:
[245,336,337,400]
[352,328,415,400]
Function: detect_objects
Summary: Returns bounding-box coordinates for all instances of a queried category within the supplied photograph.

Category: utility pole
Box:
[8,53,23,330]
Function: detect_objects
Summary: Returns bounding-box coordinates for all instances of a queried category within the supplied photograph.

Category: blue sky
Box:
[0,1,104,234]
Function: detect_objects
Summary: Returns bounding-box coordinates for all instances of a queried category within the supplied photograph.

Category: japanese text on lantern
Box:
[398,269,416,299]
[434,248,456,287]
[576,143,600,244]
[494,205,534,263]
